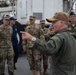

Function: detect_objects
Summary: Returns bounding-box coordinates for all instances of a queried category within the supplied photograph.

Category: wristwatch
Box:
[31,37,36,42]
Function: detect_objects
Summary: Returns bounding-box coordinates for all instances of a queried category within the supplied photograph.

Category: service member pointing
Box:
[20,12,76,75]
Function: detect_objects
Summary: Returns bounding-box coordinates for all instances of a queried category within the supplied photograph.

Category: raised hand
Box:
[20,31,33,41]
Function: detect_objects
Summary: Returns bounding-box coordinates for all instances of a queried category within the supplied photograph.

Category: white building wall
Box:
[26,0,33,21]
[44,0,63,24]
[32,0,43,12]
[17,0,63,24]
[17,0,27,24]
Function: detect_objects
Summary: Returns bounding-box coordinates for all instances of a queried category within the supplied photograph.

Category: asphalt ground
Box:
[5,54,51,75]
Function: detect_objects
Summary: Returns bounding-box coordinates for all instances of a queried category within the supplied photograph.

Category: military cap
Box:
[40,20,45,24]
[3,14,10,20]
[29,16,35,20]
[46,12,69,22]
[69,12,76,16]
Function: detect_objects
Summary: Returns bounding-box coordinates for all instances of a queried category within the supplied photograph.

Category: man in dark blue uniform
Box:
[9,17,20,70]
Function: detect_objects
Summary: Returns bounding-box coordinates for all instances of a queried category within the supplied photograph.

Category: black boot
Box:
[14,63,17,70]
[9,74,14,75]
[9,71,14,75]
[43,69,48,75]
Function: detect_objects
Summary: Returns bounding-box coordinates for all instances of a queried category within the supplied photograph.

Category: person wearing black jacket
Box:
[9,17,20,70]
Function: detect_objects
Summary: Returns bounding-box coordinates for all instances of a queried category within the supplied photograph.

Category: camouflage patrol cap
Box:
[29,16,35,20]
[3,14,10,20]
[46,12,69,22]
[40,20,45,24]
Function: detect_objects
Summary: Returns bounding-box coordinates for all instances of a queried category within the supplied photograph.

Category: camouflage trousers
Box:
[0,47,14,75]
[27,48,42,71]
[43,54,48,70]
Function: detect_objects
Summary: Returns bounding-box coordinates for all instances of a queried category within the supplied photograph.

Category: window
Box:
[33,13,42,20]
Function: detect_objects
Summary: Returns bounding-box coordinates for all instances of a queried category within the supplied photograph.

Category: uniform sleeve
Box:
[33,35,63,55]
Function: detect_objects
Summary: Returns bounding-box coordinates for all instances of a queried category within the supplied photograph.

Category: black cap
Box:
[69,12,76,15]
[9,17,17,20]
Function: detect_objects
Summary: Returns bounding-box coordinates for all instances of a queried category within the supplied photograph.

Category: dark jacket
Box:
[12,25,18,45]
[33,28,76,75]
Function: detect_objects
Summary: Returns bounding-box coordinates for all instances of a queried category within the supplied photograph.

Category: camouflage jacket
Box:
[41,27,50,41]
[0,24,12,47]
[48,26,56,36]
[23,24,44,48]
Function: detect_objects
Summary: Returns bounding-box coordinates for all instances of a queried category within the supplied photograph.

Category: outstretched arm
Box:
[20,31,62,55]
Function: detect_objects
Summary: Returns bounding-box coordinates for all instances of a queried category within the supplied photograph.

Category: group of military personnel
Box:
[21,11,76,75]
[23,16,56,75]
[23,11,76,75]
[0,11,76,75]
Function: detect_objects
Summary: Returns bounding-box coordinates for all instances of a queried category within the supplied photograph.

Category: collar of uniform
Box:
[59,28,69,33]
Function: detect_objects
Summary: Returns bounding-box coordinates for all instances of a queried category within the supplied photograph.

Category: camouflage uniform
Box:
[0,21,14,74]
[40,20,49,75]
[42,27,49,74]
[24,24,44,71]
[48,26,56,37]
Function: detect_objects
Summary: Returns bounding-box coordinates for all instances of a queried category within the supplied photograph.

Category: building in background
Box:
[0,0,75,24]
